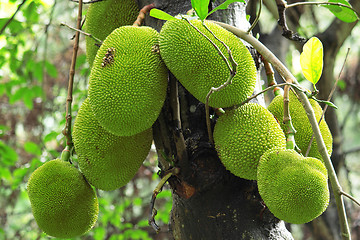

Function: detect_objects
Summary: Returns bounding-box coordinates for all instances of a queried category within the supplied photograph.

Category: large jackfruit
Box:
[88,26,168,136]
[73,98,153,191]
[267,91,333,161]
[257,148,329,224]
[27,159,99,238]
[85,0,139,66]
[159,19,257,108]
[213,103,286,180]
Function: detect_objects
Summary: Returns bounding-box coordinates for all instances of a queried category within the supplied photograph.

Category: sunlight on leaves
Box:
[191,0,210,20]
[149,9,177,21]
[300,37,323,86]
[323,0,359,23]
[208,0,246,17]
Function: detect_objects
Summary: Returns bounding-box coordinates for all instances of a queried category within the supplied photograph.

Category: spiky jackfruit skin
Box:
[85,0,139,66]
[89,26,168,136]
[257,148,329,224]
[213,103,286,180]
[159,19,257,108]
[27,159,99,238]
[267,91,333,161]
[73,98,153,191]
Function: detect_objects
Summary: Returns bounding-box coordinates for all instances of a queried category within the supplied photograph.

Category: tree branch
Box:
[0,0,27,35]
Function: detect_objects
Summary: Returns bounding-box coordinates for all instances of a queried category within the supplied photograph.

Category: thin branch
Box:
[262,58,283,96]
[0,0,27,35]
[283,85,297,150]
[305,48,351,157]
[133,3,155,27]
[61,0,83,156]
[247,0,262,33]
[149,168,180,233]
[212,21,351,240]
[275,0,306,42]
[341,190,360,207]
[205,74,234,144]
[287,1,360,18]
[60,22,102,44]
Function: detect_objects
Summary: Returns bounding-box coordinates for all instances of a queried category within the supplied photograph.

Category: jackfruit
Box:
[213,103,286,180]
[159,19,257,108]
[88,25,168,136]
[267,91,332,161]
[257,148,329,224]
[85,0,139,66]
[27,159,98,238]
[73,98,153,191]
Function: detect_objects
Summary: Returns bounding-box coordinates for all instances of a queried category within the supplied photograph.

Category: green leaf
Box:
[44,131,59,143]
[191,0,210,20]
[300,37,323,85]
[312,97,338,109]
[24,141,42,156]
[323,0,359,23]
[208,0,246,16]
[149,9,177,21]
[9,87,27,104]
[45,61,58,78]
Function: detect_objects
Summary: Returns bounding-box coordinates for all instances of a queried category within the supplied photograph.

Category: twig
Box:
[286,1,360,18]
[212,21,351,240]
[262,58,283,96]
[205,74,234,144]
[305,48,351,157]
[247,0,262,33]
[60,22,102,44]
[149,168,180,233]
[61,0,83,156]
[275,0,306,42]
[341,191,360,207]
[238,82,300,106]
[133,3,155,27]
[0,0,27,35]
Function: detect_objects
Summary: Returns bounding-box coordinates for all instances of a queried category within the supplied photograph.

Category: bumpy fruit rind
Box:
[89,26,168,136]
[213,103,286,180]
[73,98,153,191]
[159,19,257,108]
[267,91,333,161]
[257,148,330,224]
[27,159,99,238]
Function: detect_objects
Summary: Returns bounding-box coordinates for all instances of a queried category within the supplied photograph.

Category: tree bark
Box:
[139,0,294,239]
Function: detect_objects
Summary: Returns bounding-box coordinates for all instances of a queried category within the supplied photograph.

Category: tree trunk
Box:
[139,0,294,239]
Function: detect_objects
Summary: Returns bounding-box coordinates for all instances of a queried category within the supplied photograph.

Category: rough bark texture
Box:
[138,0,294,239]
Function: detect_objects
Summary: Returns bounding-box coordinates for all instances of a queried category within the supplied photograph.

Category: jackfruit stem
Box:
[212,21,351,239]
[149,168,180,233]
[262,58,283,96]
[283,85,296,150]
[133,3,155,27]
[62,0,83,156]
[60,22,102,45]
[205,74,235,144]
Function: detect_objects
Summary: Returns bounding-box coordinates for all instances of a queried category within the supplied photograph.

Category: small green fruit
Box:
[257,148,329,224]
[27,159,99,238]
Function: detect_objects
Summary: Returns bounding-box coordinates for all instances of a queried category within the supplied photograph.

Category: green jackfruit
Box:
[73,98,153,191]
[267,91,333,161]
[257,148,329,224]
[213,103,286,180]
[27,159,99,238]
[85,0,139,66]
[159,19,257,108]
[88,26,168,136]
